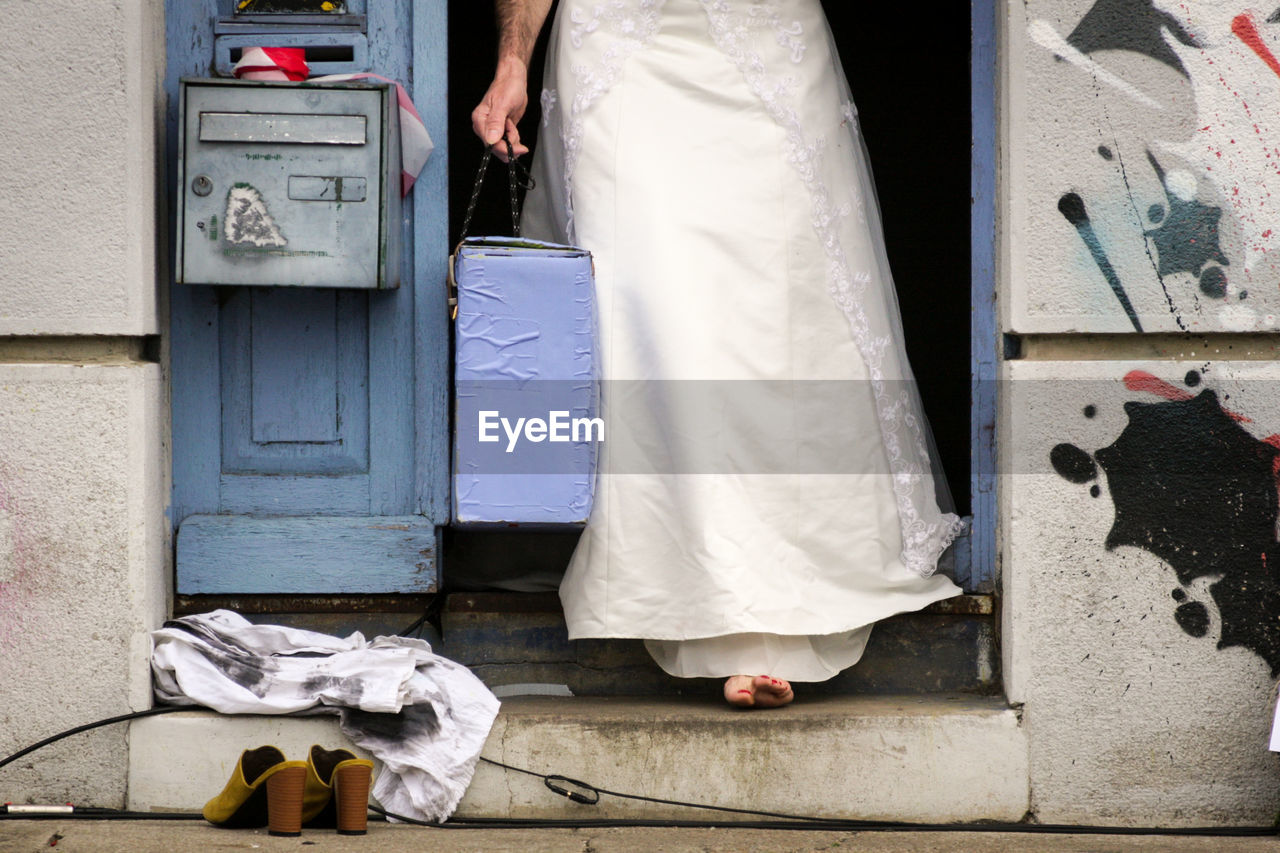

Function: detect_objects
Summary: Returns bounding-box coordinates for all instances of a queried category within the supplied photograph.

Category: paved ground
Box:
[1,821,1278,852]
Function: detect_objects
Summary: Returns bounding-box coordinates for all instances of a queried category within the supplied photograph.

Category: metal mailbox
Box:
[176,77,401,289]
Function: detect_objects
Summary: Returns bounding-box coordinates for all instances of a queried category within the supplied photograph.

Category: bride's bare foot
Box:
[724,674,794,708]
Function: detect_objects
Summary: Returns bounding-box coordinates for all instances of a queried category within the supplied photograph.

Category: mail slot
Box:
[176,78,401,289]
[198,112,368,145]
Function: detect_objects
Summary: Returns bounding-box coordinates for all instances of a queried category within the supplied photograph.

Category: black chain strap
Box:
[459,138,536,240]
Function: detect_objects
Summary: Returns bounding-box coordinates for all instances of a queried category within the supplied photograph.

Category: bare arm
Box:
[472,0,554,160]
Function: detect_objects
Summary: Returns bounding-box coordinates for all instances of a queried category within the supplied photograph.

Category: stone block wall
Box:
[0,0,166,808]
[1007,0,1280,824]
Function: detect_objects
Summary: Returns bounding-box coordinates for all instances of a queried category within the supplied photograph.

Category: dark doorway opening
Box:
[445,2,973,590]
[828,3,973,517]
[448,2,557,242]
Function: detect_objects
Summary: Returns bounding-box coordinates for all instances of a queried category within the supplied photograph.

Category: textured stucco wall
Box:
[0,0,167,809]
[1008,0,1280,824]
[0,365,165,807]
[1005,360,1280,825]
[0,0,163,335]
[1011,1,1280,334]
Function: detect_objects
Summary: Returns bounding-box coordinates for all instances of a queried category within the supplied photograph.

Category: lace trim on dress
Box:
[560,0,667,242]
[838,101,866,223]
[541,88,558,128]
[698,0,965,577]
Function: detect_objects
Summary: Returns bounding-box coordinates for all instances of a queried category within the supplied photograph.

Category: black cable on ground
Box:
[0,705,191,773]
[370,806,1280,835]
[0,705,1276,837]
[0,808,202,820]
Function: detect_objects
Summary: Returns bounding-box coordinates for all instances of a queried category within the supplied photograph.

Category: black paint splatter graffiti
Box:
[1057,2,1241,326]
[1058,192,1144,332]
[1067,0,1198,76]
[1060,150,1234,330]
[1142,153,1230,297]
[1052,376,1280,674]
[1050,443,1097,484]
[1172,588,1211,638]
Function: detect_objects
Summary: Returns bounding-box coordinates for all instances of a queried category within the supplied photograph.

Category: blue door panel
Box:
[178,515,436,594]
[167,0,448,593]
[248,291,348,445]
[218,474,371,516]
[170,284,222,526]
[367,258,419,517]
[220,288,371,476]
[411,0,452,523]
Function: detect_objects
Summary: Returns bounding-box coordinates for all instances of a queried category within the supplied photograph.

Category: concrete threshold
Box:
[128,694,1027,823]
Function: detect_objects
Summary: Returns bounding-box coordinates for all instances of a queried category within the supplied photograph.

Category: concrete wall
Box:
[0,1,166,808]
[1007,0,1280,824]
[0,1,163,336]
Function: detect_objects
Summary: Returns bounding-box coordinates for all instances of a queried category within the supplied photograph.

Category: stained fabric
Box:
[520,0,963,679]
[150,610,499,823]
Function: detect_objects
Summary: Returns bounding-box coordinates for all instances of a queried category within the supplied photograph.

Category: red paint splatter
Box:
[1233,13,1280,81]
[1124,370,1193,401]
[1124,370,1252,423]
[1263,435,1280,500]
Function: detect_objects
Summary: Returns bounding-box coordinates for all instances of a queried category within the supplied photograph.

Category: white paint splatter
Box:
[1164,169,1198,201]
[224,185,286,248]
[1028,20,1165,111]
[1217,302,1259,330]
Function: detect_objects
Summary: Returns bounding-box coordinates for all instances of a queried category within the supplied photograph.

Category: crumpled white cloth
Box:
[150,609,499,823]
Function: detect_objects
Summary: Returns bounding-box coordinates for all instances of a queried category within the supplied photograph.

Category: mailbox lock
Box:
[192,175,213,197]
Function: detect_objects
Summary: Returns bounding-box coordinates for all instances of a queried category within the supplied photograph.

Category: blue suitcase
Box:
[450,237,598,527]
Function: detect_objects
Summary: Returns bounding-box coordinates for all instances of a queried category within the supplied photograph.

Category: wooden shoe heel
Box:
[265,765,307,837]
[333,762,373,835]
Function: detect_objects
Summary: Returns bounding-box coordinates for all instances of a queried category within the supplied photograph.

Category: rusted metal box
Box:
[176,77,401,288]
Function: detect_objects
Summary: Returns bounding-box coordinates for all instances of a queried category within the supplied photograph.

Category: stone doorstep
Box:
[439,593,1000,696]
[127,694,1028,823]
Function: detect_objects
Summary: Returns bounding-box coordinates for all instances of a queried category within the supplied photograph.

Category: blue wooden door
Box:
[165,0,449,593]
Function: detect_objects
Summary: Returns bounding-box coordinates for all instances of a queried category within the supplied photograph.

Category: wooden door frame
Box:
[969,0,998,593]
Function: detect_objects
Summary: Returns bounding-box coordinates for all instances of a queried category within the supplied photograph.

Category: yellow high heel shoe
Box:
[302,744,375,835]
[203,745,308,837]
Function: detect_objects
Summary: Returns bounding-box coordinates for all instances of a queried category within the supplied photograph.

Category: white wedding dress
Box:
[520,0,964,681]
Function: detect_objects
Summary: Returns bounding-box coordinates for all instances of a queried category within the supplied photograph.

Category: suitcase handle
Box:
[451,138,536,319]
[458,138,536,241]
